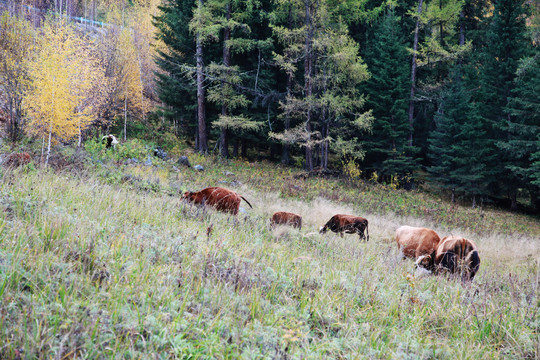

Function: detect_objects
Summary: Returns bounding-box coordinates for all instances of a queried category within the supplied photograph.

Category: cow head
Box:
[319,226,328,234]
[182,191,194,202]
[415,252,436,271]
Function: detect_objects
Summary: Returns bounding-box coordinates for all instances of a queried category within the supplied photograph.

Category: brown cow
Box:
[431,236,480,281]
[270,211,302,229]
[319,214,369,241]
[395,226,441,268]
[182,187,252,215]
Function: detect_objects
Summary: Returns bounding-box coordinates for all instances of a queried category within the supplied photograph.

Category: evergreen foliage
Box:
[153,0,198,138]
[476,0,531,208]
[362,7,418,180]
[1,0,536,209]
[504,54,540,209]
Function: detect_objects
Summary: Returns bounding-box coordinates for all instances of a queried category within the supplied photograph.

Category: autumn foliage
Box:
[23,17,105,165]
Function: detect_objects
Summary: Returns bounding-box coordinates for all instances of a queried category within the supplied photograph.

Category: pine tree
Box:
[478,0,531,209]
[503,54,540,210]
[270,0,371,170]
[153,0,199,142]
[205,0,264,158]
[429,67,492,206]
[362,7,418,181]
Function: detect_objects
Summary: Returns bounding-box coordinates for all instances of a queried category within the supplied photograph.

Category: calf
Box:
[395,226,441,268]
[432,236,480,281]
[319,214,369,241]
[270,211,302,229]
[182,187,252,215]
[102,135,119,149]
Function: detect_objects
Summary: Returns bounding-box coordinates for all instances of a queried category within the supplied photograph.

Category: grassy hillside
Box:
[0,146,539,358]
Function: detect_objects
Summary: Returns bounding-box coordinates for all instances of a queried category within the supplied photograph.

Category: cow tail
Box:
[241,196,253,209]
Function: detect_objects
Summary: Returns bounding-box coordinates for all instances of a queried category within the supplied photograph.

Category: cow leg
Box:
[340,232,343,238]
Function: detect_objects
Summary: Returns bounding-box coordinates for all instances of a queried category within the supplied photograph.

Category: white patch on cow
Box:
[415,255,428,267]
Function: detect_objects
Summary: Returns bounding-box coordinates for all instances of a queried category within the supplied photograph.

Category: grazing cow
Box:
[102,135,119,149]
[395,226,441,268]
[432,236,480,281]
[319,214,369,241]
[270,211,302,229]
[182,187,252,215]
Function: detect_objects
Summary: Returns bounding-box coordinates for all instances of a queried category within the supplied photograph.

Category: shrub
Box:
[84,137,151,162]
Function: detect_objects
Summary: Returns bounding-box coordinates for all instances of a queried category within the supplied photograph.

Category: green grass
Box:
[0,146,539,358]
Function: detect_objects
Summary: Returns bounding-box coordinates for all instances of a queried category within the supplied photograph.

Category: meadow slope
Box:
[0,151,539,358]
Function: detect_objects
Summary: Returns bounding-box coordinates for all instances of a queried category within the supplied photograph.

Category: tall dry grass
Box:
[0,153,538,358]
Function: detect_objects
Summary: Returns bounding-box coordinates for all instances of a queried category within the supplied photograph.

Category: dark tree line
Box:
[153,0,539,210]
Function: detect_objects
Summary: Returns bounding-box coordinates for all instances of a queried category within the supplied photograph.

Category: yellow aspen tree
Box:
[115,27,143,140]
[72,44,108,147]
[24,17,94,165]
[0,12,35,141]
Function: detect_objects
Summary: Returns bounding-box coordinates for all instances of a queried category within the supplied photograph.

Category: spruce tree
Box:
[477,0,530,209]
[153,0,199,145]
[429,67,492,206]
[362,7,418,181]
[504,55,540,210]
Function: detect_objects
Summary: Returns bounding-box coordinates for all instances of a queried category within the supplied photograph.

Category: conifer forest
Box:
[1,0,539,209]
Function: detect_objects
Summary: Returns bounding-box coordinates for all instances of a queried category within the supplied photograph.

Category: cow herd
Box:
[183,186,480,281]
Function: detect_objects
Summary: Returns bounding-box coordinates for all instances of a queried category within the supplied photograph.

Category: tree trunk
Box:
[45,126,52,167]
[8,98,15,141]
[124,91,127,141]
[233,138,239,158]
[321,123,328,170]
[220,2,231,158]
[451,188,455,204]
[196,0,208,153]
[241,139,247,158]
[282,71,292,164]
[408,0,423,147]
[41,135,45,163]
[281,5,293,165]
[510,192,517,211]
[304,0,314,171]
[137,51,145,124]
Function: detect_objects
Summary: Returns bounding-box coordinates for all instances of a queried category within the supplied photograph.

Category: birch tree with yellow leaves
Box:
[24,17,104,165]
[116,27,144,141]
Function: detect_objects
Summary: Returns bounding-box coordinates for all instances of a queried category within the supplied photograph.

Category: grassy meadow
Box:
[0,145,539,358]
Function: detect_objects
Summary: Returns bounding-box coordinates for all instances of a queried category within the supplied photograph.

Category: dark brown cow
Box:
[319,214,369,241]
[395,226,441,268]
[270,211,302,229]
[182,187,252,215]
[430,236,480,281]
